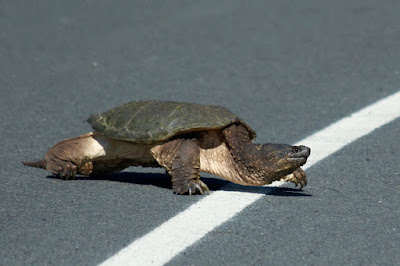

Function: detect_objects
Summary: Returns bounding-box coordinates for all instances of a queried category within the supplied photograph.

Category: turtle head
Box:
[258,143,311,178]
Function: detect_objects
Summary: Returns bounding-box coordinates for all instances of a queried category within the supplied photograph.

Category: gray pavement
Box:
[1,1,400,265]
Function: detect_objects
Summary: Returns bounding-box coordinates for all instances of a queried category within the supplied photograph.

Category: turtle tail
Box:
[22,160,47,169]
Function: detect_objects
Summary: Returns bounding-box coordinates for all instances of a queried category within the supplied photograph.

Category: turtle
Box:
[22,100,311,195]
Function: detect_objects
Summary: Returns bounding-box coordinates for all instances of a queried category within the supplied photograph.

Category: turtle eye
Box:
[292,147,299,153]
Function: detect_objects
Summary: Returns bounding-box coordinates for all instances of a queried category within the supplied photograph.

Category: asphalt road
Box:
[1,1,400,265]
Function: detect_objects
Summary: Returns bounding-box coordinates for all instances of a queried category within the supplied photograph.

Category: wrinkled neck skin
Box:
[230,143,294,186]
[223,124,299,186]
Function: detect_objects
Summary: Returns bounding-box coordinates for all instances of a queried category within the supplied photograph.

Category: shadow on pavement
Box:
[46,172,311,196]
[220,183,312,197]
[46,171,229,192]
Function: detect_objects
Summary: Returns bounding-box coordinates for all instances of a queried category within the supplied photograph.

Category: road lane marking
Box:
[99,90,400,266]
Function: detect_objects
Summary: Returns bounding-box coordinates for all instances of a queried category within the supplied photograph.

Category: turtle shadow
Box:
[220,184,312,197]
[46,173,311,196]
[267,187,312,197]
[46,171,229,192]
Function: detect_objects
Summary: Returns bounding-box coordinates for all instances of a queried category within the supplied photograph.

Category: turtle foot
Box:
[280,168,307,189]
[57,162,78,180]
[173,179,210,195]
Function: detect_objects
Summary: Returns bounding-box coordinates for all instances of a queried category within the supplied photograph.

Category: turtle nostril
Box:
[299,146,311,156]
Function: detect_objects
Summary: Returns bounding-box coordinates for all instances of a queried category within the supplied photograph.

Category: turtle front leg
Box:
[171,139,210,195]
[280,168,307,189]
[152,139,209,195]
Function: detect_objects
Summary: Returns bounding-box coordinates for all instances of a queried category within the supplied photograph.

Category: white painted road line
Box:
[99,91,400,266]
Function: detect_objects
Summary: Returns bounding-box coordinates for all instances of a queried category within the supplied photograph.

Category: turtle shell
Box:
[88,101,256,144]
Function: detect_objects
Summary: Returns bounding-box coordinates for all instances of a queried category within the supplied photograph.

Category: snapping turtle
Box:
[23,101,310,195]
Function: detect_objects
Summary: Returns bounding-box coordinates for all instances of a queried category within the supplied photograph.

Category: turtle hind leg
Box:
[171,139,209,195]
[25,132,104,179]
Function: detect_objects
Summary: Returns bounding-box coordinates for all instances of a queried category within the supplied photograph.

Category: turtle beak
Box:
[287,145,311,166]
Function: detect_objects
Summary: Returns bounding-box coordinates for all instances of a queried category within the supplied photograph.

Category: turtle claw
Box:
[57,162,78,180]
[173,179,209,195]
[195,180,210,195]
[200,181,210,194]
[280,168,307,189]
[188,180,209,195]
